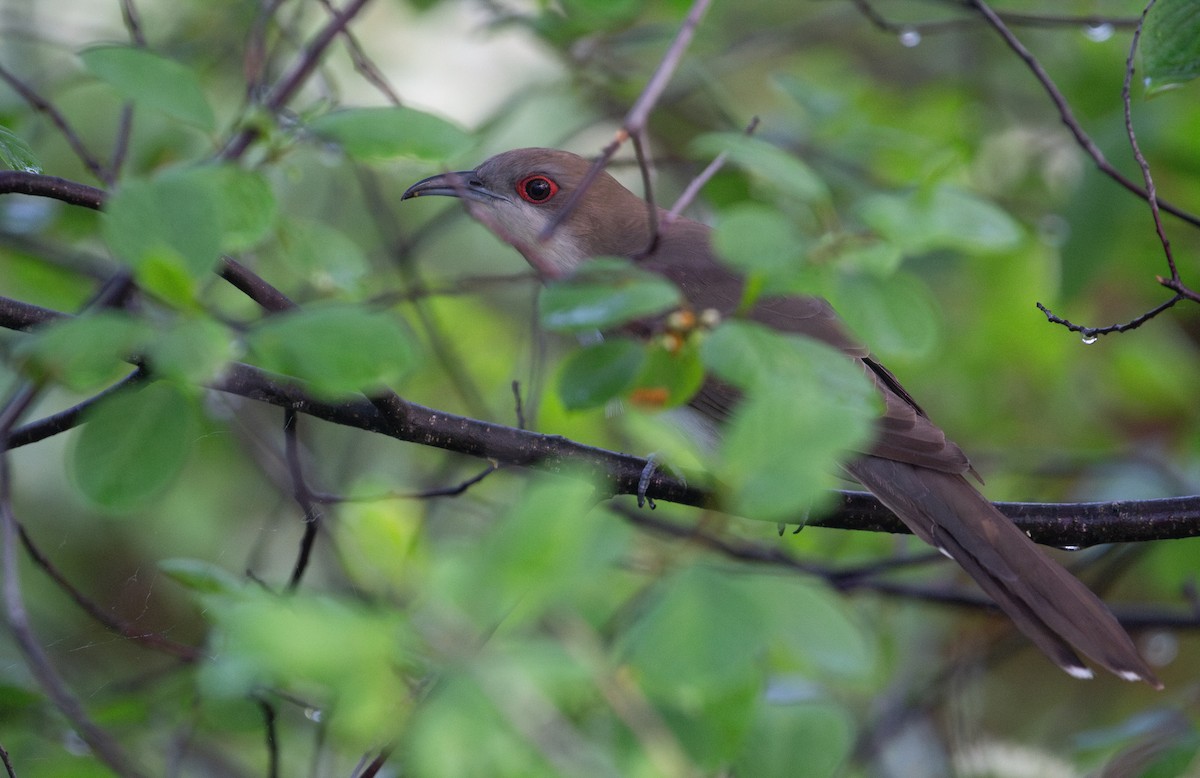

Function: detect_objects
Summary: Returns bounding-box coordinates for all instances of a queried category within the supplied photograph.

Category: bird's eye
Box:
[517,175,558,204]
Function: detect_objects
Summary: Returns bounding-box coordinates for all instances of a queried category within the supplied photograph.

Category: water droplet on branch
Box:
[898,28,921,48]
[1081,334,1098,345]
[1083,23,1114,43]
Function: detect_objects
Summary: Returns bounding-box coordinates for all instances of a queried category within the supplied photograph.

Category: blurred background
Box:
[0,0,1197,776]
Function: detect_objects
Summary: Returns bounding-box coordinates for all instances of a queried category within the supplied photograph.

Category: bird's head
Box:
[402,148,655,275]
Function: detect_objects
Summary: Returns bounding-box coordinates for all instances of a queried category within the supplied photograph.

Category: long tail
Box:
[844,455,1161,688]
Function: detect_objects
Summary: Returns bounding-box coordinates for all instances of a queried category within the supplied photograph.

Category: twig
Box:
[0,383,149,778]
[316,0,402,105]
[119,0,146,46]
[1123,0,1178,283]
[0,64,107,182]
[7,368,148,450]
[284,408,323,592]
[0,741,14,778]
[1035,296,1183,341]
[256,696,279,778]
[221,0,375,161]
[18,523,201,660]
[966,0,1200,230]
[665,116,759,223]
[538,0,713,241]
[1,289,1199,546]
[853,0,1141,37]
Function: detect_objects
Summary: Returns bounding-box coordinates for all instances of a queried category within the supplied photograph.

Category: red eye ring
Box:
[517,175,558,204]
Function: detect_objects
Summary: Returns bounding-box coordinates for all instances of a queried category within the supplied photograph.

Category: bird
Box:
[402,147,1161,687]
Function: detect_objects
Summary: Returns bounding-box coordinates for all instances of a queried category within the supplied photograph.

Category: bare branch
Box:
[538,0,713,241]
[221,0,375,161]
[0,64,108,182]
[966,0,1200,230]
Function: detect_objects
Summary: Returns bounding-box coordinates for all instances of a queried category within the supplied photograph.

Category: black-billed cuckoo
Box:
[402,148,1160,687]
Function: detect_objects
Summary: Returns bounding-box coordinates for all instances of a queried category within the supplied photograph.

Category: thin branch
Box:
[8,368,149,449]
[221,0,375,161]
[18,524,201,661]
[284,408,323,592]
[1123,0,1178,282]
[0,64,107,182]
[0,383,149,778]
[0,291,1198,546]
[256,696,279,778]
[119,0,147,46]
[538,0,713,241]
[0,741,14,778]
[316,0,402,105]
[966,0,1200,230]
[1035,295,1183,341]
[665,115,759,223]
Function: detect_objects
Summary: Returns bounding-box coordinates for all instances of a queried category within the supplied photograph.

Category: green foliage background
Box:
[0,0,1197,776]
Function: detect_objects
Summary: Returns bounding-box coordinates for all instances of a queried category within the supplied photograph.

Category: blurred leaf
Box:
[0,125,41,173]
[733,701,854,778]
[244,304,417,398]
[308,106,472,161]
[464,476,614,618]
[145,317,237,384]
[829,272,938,360]
[713,203,806,278]
[277,218,370,293]
[692,133,829,203]
[855,184,1022,255]
[618,565,765,700]
[741,576,875,678]
[159,558,244,596]
[404,672,556,778]
[103,168,223,291]
[629,336,706,410]
[199,591,412,746]
[15,311,148,391]
[70,381,200,511]
[80,44,214,130]
[1143,0,1200,93]
[539,258,681,332]
[336,497,425,594]
[193,166,278,252]
[557,337,645,410]
[702,321,876,521]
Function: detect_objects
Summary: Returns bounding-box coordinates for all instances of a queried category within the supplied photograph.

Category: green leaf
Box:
[80,44,214,130]
[702,321,877,521]
[159,558,244,596]
[539,258,681,332]
[70,382,200,511]
[733,702,854,778]
[308,106,473,161]
[691,133,829,203]
[278,218,370,293]
[629,336,706,410]
[244,304,417,398]
[145,317,237,384]
[742,576,876,678]
[1143,0,1200,93]
[712,204,806,278]
[618,565,765,699]
[198,591,412,746]
[855,184,1022,255]
[193,166,278,252]
[16,311,150,391]
[829,272,938,360]
[556,337,645,410]
[103,167,223,289]
[0,125,41,173]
